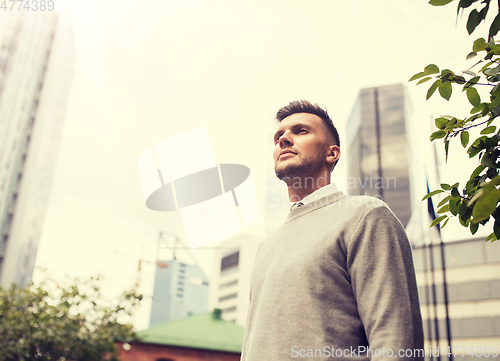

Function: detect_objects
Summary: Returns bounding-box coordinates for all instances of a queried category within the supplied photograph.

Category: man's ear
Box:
[326,145,341,166]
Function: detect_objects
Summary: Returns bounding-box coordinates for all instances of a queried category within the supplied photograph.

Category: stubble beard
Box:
[275,151,325,188]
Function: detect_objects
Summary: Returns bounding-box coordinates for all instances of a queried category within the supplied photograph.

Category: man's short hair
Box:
[276,100,340,148]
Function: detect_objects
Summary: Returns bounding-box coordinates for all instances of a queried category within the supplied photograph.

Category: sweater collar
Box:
[288,183,339,210]
[286,186,345,222]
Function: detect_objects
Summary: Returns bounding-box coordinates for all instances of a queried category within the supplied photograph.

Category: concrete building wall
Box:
[413,238,500,359]
[208,234,262,327]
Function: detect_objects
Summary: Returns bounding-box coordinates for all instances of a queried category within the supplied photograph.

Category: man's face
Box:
[273,112,336,183]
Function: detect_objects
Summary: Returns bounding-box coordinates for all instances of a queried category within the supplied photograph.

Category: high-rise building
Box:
[346,83,412,226]
[149,259,209,327]
[413,238,500,356]
[208,234,262,326]
[0,13,73,288]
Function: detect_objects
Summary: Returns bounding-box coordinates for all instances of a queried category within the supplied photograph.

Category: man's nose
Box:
[279,132,293,147]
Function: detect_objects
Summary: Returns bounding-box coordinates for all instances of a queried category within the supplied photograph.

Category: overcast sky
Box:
[15,0,494,330]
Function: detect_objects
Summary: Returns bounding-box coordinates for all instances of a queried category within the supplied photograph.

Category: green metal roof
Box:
[137,311,245,353]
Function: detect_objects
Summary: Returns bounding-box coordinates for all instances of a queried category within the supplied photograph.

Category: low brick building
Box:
[116,310,243,361]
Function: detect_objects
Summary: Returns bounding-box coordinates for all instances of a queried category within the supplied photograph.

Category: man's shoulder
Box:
[336,194,388,211]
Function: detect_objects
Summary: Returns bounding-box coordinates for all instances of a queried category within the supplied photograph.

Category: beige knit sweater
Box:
[241,191,423,360]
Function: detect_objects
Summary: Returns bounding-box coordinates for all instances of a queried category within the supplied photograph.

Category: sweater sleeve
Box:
[346,204,424,361]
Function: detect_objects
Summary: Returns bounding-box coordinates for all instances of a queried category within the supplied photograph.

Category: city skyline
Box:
[0,1,484,332]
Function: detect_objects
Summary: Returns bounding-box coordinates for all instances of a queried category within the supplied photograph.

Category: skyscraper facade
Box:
[207,234,262,326]
[149,259,209,327]
[346,83,412,227]
[0,13,73,287]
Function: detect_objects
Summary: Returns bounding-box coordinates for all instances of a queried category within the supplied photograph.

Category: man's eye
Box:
[299,129,307,133]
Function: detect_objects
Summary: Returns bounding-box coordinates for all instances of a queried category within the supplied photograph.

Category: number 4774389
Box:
[0,0,55,11]
[445,346,499,357]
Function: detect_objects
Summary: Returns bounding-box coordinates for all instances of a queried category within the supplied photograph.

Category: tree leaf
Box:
[495,220,500,239]
[452,187,460,198]
[450,197,461,215]
[481,126,497,134]
[483,65,500,75]
[463,75,480,90]
[458,0,478,10]
[441,183,451,190]
[435,117,449,129]
[472,186,500,222]
[438,195,453,207]
[485,231,498,242]
[424,64,440,75]
[489,13,500,40]
[466,52,478,60]
[437,204,450,213]
[417,76,432,85]
[445,139,450,162]
[430,215,447,227]
[463,69,477,76]
[439,81,453,100]
[422,189,445,201]
[461,131,470,147]
[481,152,494,167]
[466,87,481,107]
[473,38,488,52]
[427,80,441,100]
[430,130,446,140]
[442,217,451,228]
[470,220,479,234]
[409,71,426,82]
[468,146,482,157]
[429,0,454,5]
[490,95,500,109]
[467,9,483,35]
[479,1,491,32]
[471,165,485,178]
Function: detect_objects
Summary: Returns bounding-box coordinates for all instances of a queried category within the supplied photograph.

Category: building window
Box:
[180,263,186,267]
[220,280,238,289]
[177,293,182,297]
[222,306,236,313]
[179,269,185,273]
[221,252,239,272]
[177,287,183,292]
[202,281,209,286]
[179,275,185,279]
[178,281,184,285]
[219,293,237,302]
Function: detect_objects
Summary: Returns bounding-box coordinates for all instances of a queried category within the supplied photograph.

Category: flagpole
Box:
[431,140,453,360]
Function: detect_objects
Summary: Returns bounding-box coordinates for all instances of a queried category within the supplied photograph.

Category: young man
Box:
[241,101,424,360]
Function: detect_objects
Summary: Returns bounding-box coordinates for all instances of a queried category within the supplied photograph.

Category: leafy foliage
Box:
[0,275,142,361]
[410,0,500,242]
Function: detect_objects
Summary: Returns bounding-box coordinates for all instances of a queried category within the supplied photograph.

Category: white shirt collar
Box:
[289,182,339,209]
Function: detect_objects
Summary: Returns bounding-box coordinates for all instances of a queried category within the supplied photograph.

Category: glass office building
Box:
[0,13,73,287]
[346,83,412,226]
[149,259,209,327]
